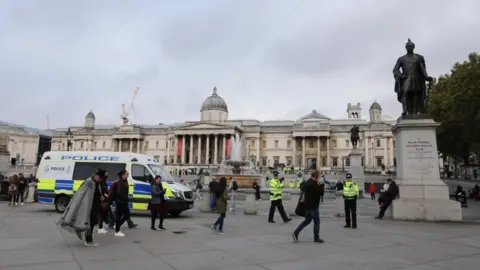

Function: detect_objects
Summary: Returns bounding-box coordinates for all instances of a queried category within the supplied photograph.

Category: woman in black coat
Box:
[150,175,167,231]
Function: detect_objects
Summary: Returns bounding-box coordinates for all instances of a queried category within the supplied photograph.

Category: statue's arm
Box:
[419,55,430,79]
[393,57,402,79]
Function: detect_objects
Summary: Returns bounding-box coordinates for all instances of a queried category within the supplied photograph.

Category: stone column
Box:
[389,136,394,166]
[129,139,133,152]
[111,139,115,151]
[205,135,210,164]
[383,137,388,166]
[316,136,320,169]
[197,135,202,164]
[214,134,218,164]
[189,135,194,164]
[326,137,330,167]
[137,139,141,153]
[292,137,296,167]
[256,137,260,165]
[222,135,226,161]
[166,137,170,163]
[181,135,186,164]
[302,137,306,168]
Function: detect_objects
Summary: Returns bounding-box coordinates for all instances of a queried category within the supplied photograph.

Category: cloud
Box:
[1,0,479,129]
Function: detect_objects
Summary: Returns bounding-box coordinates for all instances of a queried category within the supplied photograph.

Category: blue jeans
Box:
[214,213,226,231]
[294,208,320,240]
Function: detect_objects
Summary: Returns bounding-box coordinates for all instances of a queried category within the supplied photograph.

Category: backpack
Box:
[232,181,238,191]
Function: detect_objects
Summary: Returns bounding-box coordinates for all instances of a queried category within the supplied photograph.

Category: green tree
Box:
[429,53,480,166]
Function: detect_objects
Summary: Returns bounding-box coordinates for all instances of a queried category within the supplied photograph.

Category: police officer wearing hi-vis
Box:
[268,171,292,223]
[343,173,359,229]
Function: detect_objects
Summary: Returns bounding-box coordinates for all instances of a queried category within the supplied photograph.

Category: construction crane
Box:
[120,87,139,125]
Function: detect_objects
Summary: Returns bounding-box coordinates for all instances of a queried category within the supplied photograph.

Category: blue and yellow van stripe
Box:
[37,178,175,211]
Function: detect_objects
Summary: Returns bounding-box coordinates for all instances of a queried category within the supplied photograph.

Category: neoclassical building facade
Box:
[50,87,397,172]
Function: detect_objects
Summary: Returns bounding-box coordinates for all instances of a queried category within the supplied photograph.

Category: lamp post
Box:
[66,128,73,151]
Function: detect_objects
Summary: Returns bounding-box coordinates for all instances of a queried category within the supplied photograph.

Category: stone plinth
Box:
[348,148,365,196]
[0,135,9,171]
[391,117,462,221]
[211,174,261,188]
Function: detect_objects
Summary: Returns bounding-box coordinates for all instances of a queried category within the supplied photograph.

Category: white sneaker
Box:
[15,203,18,206]
[115,231,126,237]
[84,242,99,247]
[20,203,24,206]
[97,228,108,234]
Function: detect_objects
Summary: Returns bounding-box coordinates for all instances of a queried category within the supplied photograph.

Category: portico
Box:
[293,135,331,169]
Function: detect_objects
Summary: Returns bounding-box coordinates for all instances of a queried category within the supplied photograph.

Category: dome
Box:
[85,110,95,119]
[369,101,382,111]
[200,87,228,112]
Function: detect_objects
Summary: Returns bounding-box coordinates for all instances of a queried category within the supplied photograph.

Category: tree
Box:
[429,52,480,168]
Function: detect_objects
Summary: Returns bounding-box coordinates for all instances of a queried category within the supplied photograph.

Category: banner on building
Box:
[177,138,182,156]
[225,138,231,158]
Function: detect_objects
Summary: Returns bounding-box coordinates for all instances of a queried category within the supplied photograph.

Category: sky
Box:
[1,0,479,129]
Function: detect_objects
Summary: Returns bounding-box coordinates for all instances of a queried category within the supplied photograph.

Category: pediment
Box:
[181,123,232,130]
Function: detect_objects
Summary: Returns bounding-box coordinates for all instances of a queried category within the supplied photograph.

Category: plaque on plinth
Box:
[391,117,462,221]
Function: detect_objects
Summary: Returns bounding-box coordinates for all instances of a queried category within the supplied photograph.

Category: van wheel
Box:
[55,195,70,213]
[169,211,181,217]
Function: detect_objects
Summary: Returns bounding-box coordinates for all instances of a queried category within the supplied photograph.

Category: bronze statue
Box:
[348,125,360,149]
[393,39,433,115]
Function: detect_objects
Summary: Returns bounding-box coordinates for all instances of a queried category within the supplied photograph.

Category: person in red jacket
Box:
[369,182,376,200]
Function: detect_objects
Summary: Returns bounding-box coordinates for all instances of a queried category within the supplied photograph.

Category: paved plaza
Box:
[1,201,480,270]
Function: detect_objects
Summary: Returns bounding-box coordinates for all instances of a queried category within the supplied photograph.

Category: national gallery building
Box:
[49,87,397,172]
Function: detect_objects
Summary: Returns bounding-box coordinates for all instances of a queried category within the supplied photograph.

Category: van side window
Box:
[131,164,153,183]
[72,162,126,180]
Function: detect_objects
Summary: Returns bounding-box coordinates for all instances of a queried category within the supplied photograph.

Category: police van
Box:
[36,151,194,216]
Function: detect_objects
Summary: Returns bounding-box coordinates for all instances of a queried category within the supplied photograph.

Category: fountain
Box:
[212,135,261,188]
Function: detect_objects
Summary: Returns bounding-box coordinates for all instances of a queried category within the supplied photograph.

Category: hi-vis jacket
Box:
[343,180,359,200]
[269,178,284,201]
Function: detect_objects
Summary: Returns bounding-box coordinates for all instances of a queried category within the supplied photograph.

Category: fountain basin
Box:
[211,174,262,188]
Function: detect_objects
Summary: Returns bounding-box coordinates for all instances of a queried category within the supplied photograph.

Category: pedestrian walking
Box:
[211,177,228,234]
[369,182,376,200]
[292,170,325,243]
[108,170,131,237]
[150,175,167,230]
[229,178,238,212]
[342,173,359,229]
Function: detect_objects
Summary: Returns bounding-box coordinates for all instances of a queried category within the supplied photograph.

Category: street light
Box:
[66,128,73,151]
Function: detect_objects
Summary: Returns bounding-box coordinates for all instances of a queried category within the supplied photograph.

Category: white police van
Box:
[36,151,194,215]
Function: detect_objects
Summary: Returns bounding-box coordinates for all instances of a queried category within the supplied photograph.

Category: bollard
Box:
[27,182,36,203]
[334,191,344,217]
[244,192,258,215]
[288,191,301,216]
[200,190,213,212]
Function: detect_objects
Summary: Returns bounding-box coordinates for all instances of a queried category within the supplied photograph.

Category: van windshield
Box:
[148,164,176,183]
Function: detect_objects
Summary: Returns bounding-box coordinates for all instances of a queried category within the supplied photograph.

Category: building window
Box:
[80,142,84,148]
[309,140,314,148]
[345,157,350,167]
[93,141,97,149]
[345,140,349,148]
[287,140,291,148]
[262,140,266,148]
[273,156,280,166]
[155,141,159,148]
[376,139,381,147]
[393,157,397,167]
[251,140,255,148]
[286,156,292,166]
[165,141,168,148]
[332,139,337,148]
[393,140,396,149]
[376,156,383,166]
[153,155,160,162]
[274,140,279,148]
[321,140,326,149]
[321,157,326,167]
[102,141,106,148]
[261,156,267,166]
[171,140,174,147]
[332,157,338,167]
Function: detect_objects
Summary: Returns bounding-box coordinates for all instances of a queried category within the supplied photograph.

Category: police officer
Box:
[343,173,359,229]
[268,171,292,223]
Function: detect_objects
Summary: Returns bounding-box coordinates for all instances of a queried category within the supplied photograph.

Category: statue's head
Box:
[405,38,415,53]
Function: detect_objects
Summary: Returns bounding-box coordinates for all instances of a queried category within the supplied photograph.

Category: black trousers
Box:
[99,209,115,229]
[344,199,357,227]
[151,211,166,228]
[371,192,376,200]
[85,212,99,243]
[379,198,392,218]
[254,188,261,200]
[268,199,289,222]
[115,203,130,233]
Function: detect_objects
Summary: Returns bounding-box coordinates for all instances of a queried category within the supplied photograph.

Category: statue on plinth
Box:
[348,125,360,149]
[393,38,433,116]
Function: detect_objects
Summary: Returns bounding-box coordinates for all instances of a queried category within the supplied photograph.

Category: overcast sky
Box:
[1,0,479,129]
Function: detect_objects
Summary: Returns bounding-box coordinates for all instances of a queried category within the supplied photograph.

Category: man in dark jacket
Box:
[292,170,325,243]
[375,178,399,219]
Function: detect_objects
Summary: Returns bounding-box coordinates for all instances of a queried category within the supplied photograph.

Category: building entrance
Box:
[306,158,317,170]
